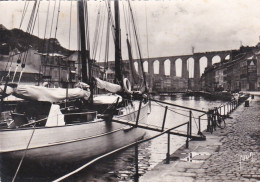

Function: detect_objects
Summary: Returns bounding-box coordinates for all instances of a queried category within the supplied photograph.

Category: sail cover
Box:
[13,85,90,103]
[95,78,122,93]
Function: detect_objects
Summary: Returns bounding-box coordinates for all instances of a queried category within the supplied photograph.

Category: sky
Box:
[1,0,260,77]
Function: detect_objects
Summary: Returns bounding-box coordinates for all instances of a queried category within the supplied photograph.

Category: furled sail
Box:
[12,85,90,103]
[95,78,122,93]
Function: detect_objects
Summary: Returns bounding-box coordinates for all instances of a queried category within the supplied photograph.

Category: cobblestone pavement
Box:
[140,96,260,182]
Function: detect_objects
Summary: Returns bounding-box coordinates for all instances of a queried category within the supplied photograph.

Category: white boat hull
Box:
[0,102,149,165]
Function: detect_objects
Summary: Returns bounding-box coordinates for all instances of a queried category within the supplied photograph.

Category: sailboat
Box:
[0,0,149,169]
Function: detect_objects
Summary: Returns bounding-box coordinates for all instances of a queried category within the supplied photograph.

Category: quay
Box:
[140,96,260,182]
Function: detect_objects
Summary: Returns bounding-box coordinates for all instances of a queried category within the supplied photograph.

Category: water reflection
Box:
[0,94,226,182]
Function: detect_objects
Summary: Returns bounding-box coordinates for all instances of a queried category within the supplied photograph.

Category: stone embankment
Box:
[140,96,260,182]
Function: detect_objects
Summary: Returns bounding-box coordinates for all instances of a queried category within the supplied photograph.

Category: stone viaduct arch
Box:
[131,50,232,90]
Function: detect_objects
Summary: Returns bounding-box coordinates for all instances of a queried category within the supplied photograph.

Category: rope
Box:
[17,69,24,84]
[92,3,102,60]
[104,8,111,70]
[11,65,18,83]
[98,4,106,61]
[12,124,36,182]
[68,0,73,50]
[18,0,41,84]
[54,0,61,39]
[49,0,57,38]
[152,100,208,120]
[104,0,115,42]
[19,1,29,29]
[145,1,150,61]
[84,0,91,50]
[127,0,147,91]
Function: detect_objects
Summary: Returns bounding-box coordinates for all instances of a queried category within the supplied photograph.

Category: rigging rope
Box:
[104,4,111,71]
[19,0,30,29]
[145,2,150,61]
[127,0,147,91]
[54,0,61,39]
[104,0,115,42]
[68,0,73,50]
[98,5,106,61]
[84,0,91,50]
[11,0,38,83]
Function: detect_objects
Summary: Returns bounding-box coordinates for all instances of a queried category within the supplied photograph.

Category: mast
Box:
[78,0,88,84]
[114,0,123,86]
[78,0,93,103]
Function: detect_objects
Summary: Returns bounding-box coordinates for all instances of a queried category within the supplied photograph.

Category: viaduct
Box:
[102,49,234,90]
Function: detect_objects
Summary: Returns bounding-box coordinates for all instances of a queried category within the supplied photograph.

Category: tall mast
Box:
[114,0,123,86]
[78,0,88,84]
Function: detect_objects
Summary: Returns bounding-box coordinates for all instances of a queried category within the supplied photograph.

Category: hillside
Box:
[0,24,72,56]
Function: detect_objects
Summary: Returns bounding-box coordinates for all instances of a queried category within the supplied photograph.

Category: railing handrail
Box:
[150,98,207,113]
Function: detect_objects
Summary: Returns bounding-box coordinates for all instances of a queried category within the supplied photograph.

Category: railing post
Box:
[224,105,226,116]
[198,116,201,135]
[189,110,192,137]
[207,110,210,132]
[161,106,168,131]
[135,99,142,126]
[186,123,189,148]
[166,133,170,164]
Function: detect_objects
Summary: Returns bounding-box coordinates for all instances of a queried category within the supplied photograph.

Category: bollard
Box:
[245,100,249,107]
[251,95,254,99]
[224,105,226,116]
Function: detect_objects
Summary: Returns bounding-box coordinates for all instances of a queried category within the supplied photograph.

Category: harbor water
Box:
[1,94,226,182]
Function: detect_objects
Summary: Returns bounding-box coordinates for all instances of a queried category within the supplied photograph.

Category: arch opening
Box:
[212,55,221,65]
[199,56,208,76]
[175,58,182,77]
[187,57,194,78]
[134,62,139,73]
[143,61,148,72]
[225,55,230,60]
[164,59,170,76]
[153,60,159,74]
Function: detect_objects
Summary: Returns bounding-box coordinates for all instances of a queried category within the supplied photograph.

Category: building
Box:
[0,48,42,85]
[39,52,77,88]
[201,45,260,92]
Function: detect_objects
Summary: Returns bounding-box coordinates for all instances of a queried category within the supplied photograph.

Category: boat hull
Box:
[0,102,148,166]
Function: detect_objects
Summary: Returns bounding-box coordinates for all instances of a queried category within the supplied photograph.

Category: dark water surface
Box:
[1,94,225,182]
